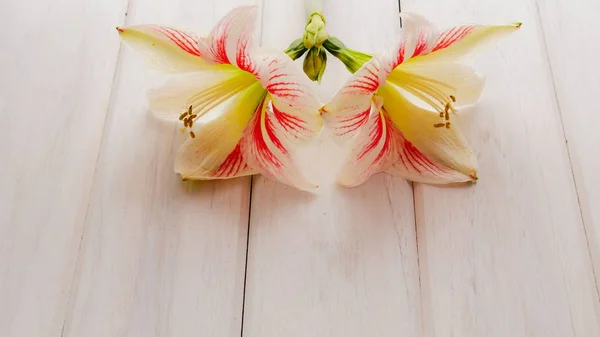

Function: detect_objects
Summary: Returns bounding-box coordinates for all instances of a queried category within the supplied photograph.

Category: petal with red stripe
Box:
[241,96,317,192]
[381,13,520,72]
[321,57,382,141]
[256,52,322,142]
[197,6,259,73]
[336,96,398,187]
[117,24,209,73]
[399,13,521,64]
[379,84,477,184]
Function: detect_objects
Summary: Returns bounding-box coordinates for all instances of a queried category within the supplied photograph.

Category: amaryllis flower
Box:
[117,6,322,191]
[321,13,520,187]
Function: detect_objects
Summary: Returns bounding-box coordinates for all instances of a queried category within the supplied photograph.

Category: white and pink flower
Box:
[117,6,322,191]
[321,13,521,187]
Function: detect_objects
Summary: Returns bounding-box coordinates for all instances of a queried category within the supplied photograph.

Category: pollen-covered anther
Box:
[434,98,455,128]
[180,105,198,136]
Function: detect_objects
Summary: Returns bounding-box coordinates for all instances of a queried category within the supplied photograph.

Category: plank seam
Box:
[240,1,265,336]
[239,177,253,337]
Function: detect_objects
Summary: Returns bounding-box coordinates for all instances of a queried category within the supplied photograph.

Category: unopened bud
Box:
[303,12,328,49]
[303,46,327,83]
[285,38,308,60]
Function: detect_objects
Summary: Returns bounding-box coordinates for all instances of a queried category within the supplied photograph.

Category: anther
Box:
[445,122,451,129]
[450,95,456,102]
[190,131,196,138]
[445,111,450,121]
[434,123,446,128]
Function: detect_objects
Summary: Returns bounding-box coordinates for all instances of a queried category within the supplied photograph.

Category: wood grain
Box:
[0,1,128,336]
[401,0,600,336]
[536,0,600,293]
[60,1,256,336]
[242,1,423,336]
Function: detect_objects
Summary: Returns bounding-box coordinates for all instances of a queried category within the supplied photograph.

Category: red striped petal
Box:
[431,25,476,52]
[241,96,317,192]
[337,97,397,187]
[321,58,382,141]
[254,52,322,142]
[117,24,208,72]
[151,25,202,56]
[197,6,259,74]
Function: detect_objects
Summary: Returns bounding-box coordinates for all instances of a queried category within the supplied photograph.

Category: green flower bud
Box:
[285,38,308,60]
[303,12,328,49]
[303,46,327,83]
[323,36,372,74]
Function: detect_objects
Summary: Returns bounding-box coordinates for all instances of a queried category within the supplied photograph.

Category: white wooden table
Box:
[1,0,599,336]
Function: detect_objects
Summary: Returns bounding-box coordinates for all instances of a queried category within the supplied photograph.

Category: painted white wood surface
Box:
[0,1,128,336]
[2,0,600,336]
[402,0,600,336]
[242,1,422,337]
[536,0,600,290]
[60,1,255,336]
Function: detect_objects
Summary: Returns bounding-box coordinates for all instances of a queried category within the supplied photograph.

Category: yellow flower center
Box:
[387,69,457,129]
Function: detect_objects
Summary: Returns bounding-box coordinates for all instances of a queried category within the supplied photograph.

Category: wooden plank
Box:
[242,1,422,336]
[401,0,600,335]
[61,1,256,336]
[536,0,600,291]
[0,1,128,336]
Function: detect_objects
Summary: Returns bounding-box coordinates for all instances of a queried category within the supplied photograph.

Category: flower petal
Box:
[241,96,317,192]
[321,57,382,140]
[336,97,398,187]
[381,13,520,73]
[400,12,521,64]
[388,62,484,108]
[117,25,209,73]
[197,6,259,73]
[257,52,323,142]
[173,82,265,179]
[147,68,256,121]
[379,84,478,184]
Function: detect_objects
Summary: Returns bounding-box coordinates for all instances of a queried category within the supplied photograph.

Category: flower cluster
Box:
[117,5,520,191]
